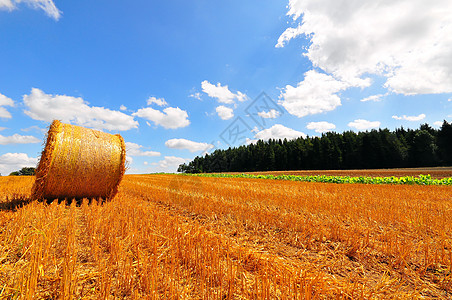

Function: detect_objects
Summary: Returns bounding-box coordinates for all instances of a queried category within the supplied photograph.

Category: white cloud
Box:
[120,105,127,111]
[23,88,138,131]
[392,114,426,121]
[1,0,61,20]
[249,124,306,144]
[306,121,336,133]
[433,121,444,127]
[147,96,168,107]
[448,98,452,102]
[0,0,15,10]
[276,24,304,48]
[201,80,247,104]
[236,91,247,102]
[0,93,14,119]
[0,133,40,145]
[360,94,385,102]
[0,153,38,176]
[0,93,14,106]
[152,156,190,173]
[133,106,190,129]
[189,92,202,100]
[165,138,214,153]
[257,109,280,119]
[348,119,381,131]
[125,142,160,157]
[215,105,234,120]
[0,107,12,119]
[21,125,46,133]
[279,70,348,118]
[278,0,452,95]
[201,81,247,120]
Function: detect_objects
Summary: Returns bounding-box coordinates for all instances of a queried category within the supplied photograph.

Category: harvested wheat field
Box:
[1,174,452,299]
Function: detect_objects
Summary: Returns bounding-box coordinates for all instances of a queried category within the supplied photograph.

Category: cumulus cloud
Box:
[0,93,14,106]
[0,133,40,145]
[0,0,61,20]
[120,105,127,111]
[276,24,304,48]
[23,88,138,131]
[133,106,190,129]
[201,81,247,120]
[0,93,14,119]
[306,121,336,133]
[0,0,15,10]
[201,80,247,104]
[125,142,160,157]
[257,109,280,119]
[147,96,168,107]
[279,70,348,118]
[0,153,38,176]
[165,138,214,153]
[0,107,13,119]
[278,0,452,95]
[433,121,444,127]
[348,119,381,131]
[189,92,202,100]
[360,94,385,102]
[21,125,46,133]
[392,114,426,121]
[152,156,190,173]
[248,124,306,144]
[215,105,234,120]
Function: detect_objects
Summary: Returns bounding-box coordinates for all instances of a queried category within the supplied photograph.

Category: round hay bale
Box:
[32,120,126,200]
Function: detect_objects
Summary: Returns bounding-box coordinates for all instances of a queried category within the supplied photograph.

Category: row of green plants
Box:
[187,173,452,186]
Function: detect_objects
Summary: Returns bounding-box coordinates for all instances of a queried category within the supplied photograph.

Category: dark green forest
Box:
[8,167,36,176]
[178,121,452,173]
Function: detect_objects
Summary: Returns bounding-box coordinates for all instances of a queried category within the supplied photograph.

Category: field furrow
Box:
[1,174,452,298]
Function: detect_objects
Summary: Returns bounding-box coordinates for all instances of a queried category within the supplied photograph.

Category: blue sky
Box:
[1,0,451,174]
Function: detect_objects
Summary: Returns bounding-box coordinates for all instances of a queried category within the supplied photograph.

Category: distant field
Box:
[239,167,452,179]
[1,174,452,298]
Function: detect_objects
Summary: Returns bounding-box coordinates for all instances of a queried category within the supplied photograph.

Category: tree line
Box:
[8,167,36,176]
[178,121,452,173]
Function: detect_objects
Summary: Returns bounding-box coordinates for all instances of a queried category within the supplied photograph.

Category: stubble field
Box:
[0,173,452,299]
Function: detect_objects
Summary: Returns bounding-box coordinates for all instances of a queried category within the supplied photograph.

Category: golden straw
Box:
[32,120,126,200]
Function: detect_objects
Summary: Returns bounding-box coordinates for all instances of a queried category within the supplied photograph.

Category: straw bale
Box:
[32,120,126,200]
